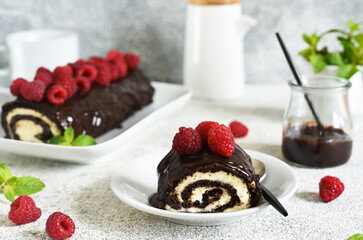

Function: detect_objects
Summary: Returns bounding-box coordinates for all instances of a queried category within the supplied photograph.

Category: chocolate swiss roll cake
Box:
[149,144,262,213]
[1,68,154,143]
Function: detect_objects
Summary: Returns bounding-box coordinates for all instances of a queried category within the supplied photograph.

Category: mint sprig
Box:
[49,126,96,146]
[0,163,45,202]
[299,20,363,79]
[349,234,363,240]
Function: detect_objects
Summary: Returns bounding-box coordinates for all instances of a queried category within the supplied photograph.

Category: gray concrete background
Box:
[0,0,362,83]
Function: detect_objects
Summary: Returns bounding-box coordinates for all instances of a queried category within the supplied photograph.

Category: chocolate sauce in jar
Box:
[282,124,352,167]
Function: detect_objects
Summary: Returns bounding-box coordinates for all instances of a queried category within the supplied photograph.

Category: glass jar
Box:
[282,76,353,168]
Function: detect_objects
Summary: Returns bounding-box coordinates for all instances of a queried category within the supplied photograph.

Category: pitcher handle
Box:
[237,15,257,37]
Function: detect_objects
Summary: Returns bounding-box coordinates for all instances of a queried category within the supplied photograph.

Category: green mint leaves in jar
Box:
[299,20,363,79]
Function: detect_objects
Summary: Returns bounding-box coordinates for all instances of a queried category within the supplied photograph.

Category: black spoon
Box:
[275,32,324,137]
[261,184,288,217]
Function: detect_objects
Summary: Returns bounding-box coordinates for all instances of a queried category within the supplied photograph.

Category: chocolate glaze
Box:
[282,124,352,167]
[148,145,262,212]
[1,68,154,141]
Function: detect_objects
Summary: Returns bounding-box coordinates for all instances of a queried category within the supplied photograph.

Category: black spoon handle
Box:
[261,184,288,217]
[275,32,324,137]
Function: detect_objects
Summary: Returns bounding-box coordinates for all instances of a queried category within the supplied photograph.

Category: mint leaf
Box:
[0,163,12,184]
[348,20,360,32]
[309,54,327,73]
[354,34,363,48]
[299,48,312,60]
[72,135,97,146]
[64,127,74,143]
[325,52,344,66]
[3,185,15,202]
[49,136,71,146]
[8,176,45,196]
[339,37,357,62]
[337,64,359,79]
[348,234,363,240]
[302,34,311,44]
[49,126,96,146]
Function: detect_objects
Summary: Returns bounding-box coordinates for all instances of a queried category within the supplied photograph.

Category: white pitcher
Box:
[183,0,256,100]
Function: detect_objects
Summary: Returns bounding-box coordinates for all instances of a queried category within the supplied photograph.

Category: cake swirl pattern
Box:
[149,145,262,213]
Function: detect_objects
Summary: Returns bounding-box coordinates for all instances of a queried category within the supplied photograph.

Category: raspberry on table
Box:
[172,127,202,155]
[20,80,47,102]
[34,67,53,87]
[8,195,41,225]
[75,76,91,93]
[46,212,75,240]
[124,53,140,69]
[319,175,345,202]
[46,85,68,105]
[76,64,98,82]
[229,120,249,138]
[10,78,27,97]
[195,121,220,143]
[208,124,235,157]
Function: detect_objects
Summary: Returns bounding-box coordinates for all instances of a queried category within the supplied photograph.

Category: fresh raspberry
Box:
[20,80,47,102]
[46,212,75,240]
[54,75,77,98]
[229,120,249,138]
[94,61,112,86]
[87,56,105,66]
[76,64,98,82]
[68,59,85,74]
[172,127,202,155]
[208,124,235,157]
[10,78,27,97]
[109,63,119,81]
[8,195,41,225]
[115,61,128,78]
[46,85,68,105]
[53,65,73,79]
[34,67,53,87]
[75,76,91,93]
[195,121,220,143]
[319,176,345,202]
[106,49,124,64]
[124,53,140,69]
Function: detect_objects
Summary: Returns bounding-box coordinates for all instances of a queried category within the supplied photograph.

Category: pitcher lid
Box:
[189,0,240,5]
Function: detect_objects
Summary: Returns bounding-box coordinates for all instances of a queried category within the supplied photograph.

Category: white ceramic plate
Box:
[0,82,191,163]
[110,149,299,226]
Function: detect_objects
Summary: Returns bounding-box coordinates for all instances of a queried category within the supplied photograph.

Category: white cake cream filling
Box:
[5,108,61,142]
[165,171,253,213]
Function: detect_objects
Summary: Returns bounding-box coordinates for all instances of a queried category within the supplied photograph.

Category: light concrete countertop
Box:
[0,84,362,240]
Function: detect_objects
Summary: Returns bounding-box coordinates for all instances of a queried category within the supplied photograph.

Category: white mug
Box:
[183,0,256,100]
[0,29,79,86]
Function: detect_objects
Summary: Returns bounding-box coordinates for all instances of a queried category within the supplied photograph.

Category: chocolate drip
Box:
[1,68,154,141]
[148,145,262,212]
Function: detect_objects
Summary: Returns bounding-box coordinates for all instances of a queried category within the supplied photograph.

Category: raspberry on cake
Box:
[149,121,262,213]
